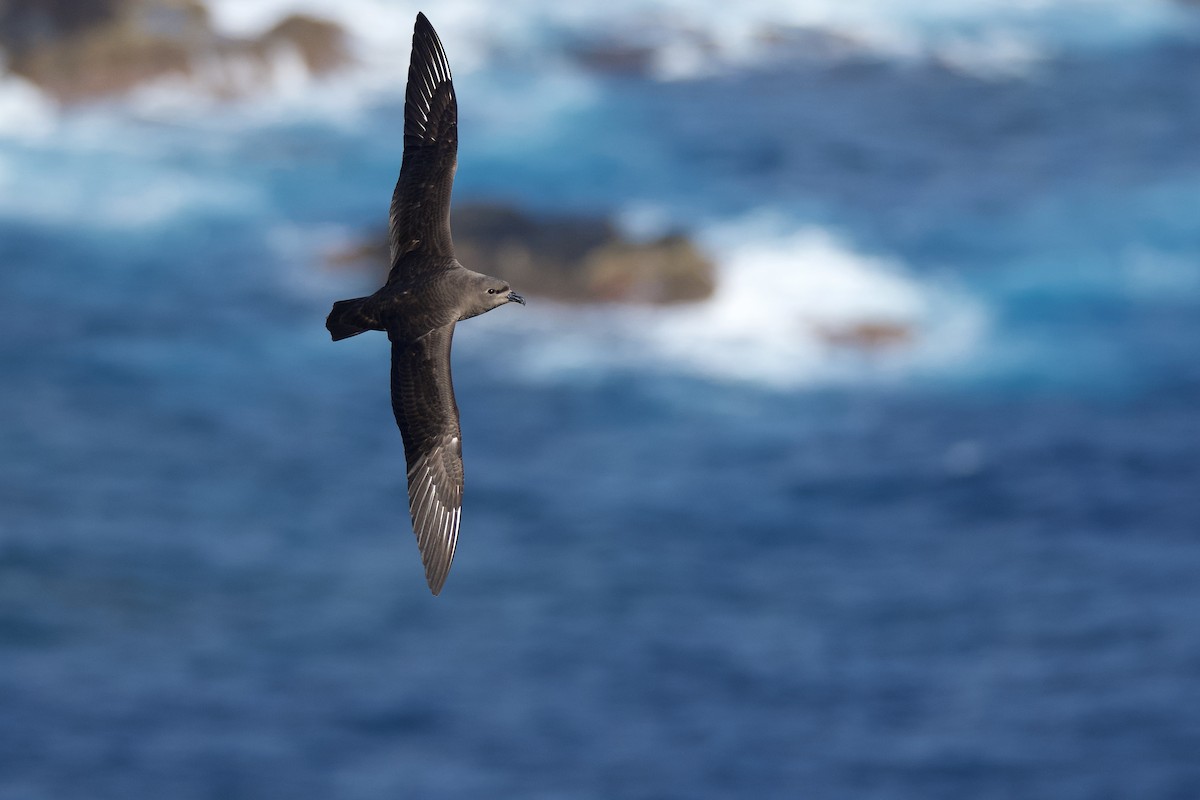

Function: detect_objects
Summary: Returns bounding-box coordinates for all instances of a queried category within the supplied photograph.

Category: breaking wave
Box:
[467,214,988,388]
[205,0,1198,83]
[3,0,1194,138]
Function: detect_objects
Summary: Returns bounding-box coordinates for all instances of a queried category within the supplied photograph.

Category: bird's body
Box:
[326,13,524,595]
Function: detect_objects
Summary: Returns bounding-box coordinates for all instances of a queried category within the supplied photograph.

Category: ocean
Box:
[2,1,1199,797]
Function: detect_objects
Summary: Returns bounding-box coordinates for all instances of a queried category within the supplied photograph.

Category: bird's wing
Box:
[388,13,458,274]
[390,323,463,595]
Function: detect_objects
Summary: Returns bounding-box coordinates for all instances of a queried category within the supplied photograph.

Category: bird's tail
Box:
[326,297,380,341]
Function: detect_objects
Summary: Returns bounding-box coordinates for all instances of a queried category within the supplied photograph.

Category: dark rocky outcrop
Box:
[0,0,348,103]
[327,203,717,306]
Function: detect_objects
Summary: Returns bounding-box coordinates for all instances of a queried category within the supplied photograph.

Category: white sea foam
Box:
[469,214,988,388]
[0,72,57,139]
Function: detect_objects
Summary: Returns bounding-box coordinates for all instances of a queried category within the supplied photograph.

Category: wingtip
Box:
[409,11,451,81]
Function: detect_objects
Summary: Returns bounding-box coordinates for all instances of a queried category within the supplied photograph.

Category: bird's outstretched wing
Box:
[388,12,457,273]
[390,324,463,594]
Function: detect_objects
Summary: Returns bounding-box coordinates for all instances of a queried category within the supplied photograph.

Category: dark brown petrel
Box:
[326,13,524,595]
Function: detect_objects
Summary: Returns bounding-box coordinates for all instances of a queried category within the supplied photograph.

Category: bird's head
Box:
[483,278,525,310]
[459,274,525,320]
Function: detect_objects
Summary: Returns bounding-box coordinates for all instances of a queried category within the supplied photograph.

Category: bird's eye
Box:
[487,288,495,294]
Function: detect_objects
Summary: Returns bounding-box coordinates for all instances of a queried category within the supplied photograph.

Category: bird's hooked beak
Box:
[507,291,526,306]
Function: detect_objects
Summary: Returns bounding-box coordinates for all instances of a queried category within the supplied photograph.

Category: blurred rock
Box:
[580,235,715,304]
[327,203,717,306]
[816,321,913,350]
[0,0,348,103]
[259,14,345,75]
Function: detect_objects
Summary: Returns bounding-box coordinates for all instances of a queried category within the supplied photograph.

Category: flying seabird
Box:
[326,13,525,595]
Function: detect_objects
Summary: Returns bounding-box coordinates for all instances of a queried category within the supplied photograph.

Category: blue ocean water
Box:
[2,2,1200,798]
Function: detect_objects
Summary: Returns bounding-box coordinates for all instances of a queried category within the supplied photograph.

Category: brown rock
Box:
[816,321,913,350]
[583,235,714,304]
[259,14,347,75]
[0,0,348,103]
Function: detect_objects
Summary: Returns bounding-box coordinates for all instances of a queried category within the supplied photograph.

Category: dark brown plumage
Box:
[326,13,524,595]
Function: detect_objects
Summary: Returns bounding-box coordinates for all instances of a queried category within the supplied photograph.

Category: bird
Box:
[326,12,524,595]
